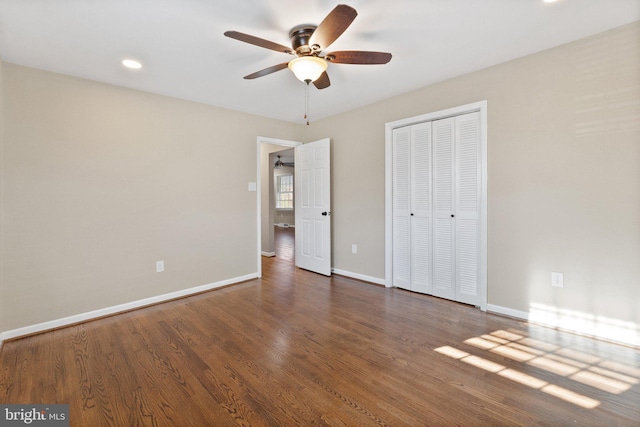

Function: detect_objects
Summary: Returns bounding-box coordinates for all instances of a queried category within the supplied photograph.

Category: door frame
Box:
[384,101,488,310]
[256,136,302,278]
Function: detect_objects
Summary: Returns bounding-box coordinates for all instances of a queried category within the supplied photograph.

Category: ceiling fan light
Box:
[288,56,328,83]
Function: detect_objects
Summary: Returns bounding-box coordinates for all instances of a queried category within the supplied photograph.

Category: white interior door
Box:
[295,138,331,276]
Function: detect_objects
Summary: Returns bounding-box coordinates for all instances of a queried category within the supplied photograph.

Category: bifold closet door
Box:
[392,122,432,293]
[392,111,481,306]
[409,123,432,294]
[454,112,481,306]
[392,126,411,289]
[432,113,481,305]
[432,118,456,300]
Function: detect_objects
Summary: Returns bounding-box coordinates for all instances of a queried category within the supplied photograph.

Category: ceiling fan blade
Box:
[244,62,290,79]
[308,4,357,51]
[224,31,294,54]
[325,51,392,65]
[313,71,331,90]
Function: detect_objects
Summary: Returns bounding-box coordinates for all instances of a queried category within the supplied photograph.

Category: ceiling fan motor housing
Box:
[289,25,318,55]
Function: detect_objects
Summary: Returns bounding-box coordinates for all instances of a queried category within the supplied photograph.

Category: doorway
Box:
[256,137,301,277]
[272,148,295,262]
[256,137,332,278]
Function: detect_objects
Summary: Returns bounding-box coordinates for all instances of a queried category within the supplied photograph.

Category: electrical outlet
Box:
[156,261,164,273]
[551,271,563,288]
[352,244,357,254]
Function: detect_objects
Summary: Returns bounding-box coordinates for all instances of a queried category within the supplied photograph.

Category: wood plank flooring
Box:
[1,227,639,426]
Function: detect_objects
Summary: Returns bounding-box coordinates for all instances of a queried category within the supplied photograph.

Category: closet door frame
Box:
[384,101,488,311]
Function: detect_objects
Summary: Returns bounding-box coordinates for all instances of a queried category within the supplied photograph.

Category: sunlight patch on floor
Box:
[435,327,640,409]
[434,344,600,408]
[498,368,547,388]
[541,384,600,408]
[528,356,580,376]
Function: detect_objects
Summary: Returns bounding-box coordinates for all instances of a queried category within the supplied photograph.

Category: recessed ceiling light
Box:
[122,59,142,69]
[543,0,558,3]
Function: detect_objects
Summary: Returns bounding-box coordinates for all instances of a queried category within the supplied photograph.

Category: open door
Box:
[295,138,331,276]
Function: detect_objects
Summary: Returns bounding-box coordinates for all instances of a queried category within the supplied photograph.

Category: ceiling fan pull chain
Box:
[305,80,310,125]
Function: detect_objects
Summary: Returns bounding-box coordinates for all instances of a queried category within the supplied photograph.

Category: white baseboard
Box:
[261,251,276,257]
[332,268,386,286]
[0,273,258,345]
[487,304,530,321]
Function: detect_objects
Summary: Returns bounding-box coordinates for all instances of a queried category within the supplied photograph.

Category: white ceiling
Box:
[0,0,638,124]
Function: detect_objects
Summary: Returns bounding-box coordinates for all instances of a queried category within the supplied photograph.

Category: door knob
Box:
[451,214,455,218]
[322,211,331,216]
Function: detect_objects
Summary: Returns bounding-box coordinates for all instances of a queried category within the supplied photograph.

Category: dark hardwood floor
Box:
[1,227,639,426]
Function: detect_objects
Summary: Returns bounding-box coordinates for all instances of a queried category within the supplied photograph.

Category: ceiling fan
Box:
[274,155,294,168]
[224,4,392,90]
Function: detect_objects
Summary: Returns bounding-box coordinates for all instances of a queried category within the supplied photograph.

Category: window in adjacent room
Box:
[276,174,293,209]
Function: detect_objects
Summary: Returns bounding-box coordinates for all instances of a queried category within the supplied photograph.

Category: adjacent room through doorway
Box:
[270,148,295,264]
[257,137,301,276]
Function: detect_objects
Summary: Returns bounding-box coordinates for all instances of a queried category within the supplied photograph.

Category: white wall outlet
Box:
[156,261,164,273]
[248,182,257,191]
[352,244,357,254]
[551,271,563,288]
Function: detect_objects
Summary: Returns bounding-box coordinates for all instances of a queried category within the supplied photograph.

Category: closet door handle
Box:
[451,214,455,218]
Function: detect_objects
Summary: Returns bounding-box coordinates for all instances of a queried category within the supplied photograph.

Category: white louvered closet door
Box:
[432,113,481,305]
[432,117,456,300]
[455,112,481,306]
[392,126,411,289]
[392,122,433,292]
[392,111,481,306]
[410,123,432,294]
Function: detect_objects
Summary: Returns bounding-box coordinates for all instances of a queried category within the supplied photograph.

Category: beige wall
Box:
[303,22,640,341]
[1,63,298,331]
